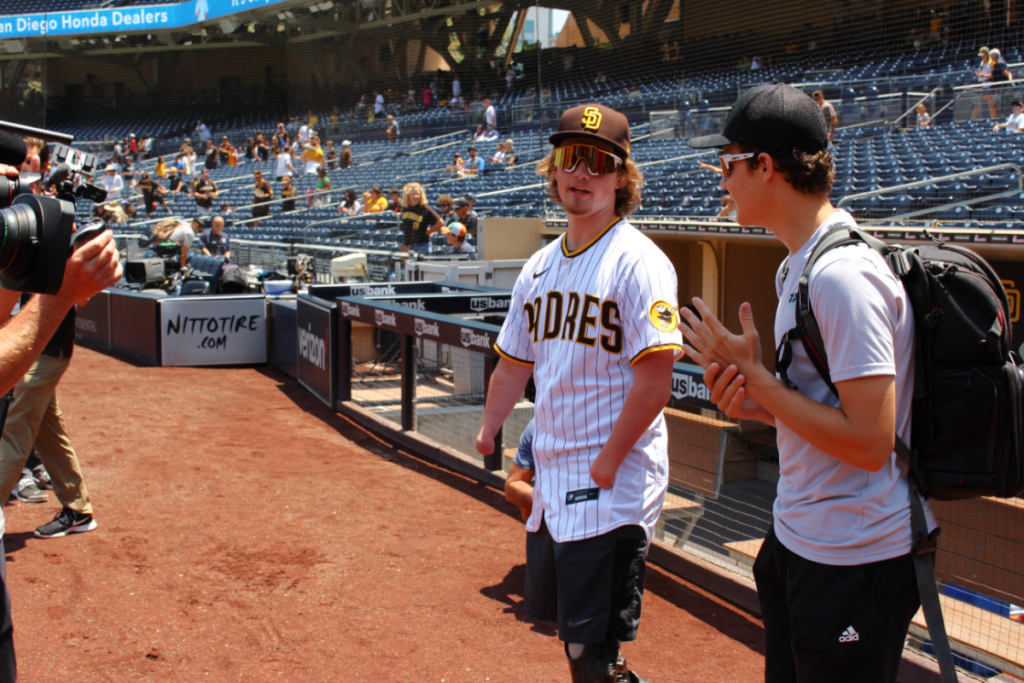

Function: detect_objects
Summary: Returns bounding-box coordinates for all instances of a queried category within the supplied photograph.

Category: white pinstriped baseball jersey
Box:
[495,218,683,544]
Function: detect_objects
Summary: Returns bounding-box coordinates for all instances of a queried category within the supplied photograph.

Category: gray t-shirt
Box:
[772,210,934,565]
[513,419,535,470]
[169,225,196,250]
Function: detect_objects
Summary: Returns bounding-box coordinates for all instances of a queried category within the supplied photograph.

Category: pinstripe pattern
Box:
[495,219,683,543]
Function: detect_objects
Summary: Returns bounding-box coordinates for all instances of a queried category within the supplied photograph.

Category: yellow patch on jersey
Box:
[582,107,603,131]
[649,301,679,333]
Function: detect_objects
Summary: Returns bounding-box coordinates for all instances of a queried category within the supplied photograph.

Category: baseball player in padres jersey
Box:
[477,104,682,683]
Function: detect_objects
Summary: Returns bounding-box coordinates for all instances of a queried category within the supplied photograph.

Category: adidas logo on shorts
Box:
[839,626,860,643]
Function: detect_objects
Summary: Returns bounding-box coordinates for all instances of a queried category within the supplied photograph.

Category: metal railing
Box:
[837,163,1024,223]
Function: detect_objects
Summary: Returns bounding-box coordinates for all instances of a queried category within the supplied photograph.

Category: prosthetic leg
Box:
[565,640,649,683]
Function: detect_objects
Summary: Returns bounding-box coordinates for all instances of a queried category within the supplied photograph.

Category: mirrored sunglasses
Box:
[552,144,623,175]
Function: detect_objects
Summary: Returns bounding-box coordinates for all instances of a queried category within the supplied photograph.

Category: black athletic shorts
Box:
[753,524,923,683]
[524,517,648,644]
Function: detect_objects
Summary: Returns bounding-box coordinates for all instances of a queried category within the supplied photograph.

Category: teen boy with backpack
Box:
[682,84,938,683]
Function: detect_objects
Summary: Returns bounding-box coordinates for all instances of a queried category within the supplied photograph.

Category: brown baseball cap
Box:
[549,103,631,159]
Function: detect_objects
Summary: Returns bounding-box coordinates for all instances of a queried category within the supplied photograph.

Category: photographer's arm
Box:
[0,230,121,394]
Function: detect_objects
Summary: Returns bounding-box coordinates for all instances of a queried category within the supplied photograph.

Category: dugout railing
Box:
[329,290,1024,683]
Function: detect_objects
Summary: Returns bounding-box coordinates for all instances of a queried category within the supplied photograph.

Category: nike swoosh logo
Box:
[533,269,549,279]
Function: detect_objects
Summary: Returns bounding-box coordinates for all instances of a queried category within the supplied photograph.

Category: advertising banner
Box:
[160,295,266,366]
[0,0,292,40]
[296,294,334,408]
[74,291,110,351]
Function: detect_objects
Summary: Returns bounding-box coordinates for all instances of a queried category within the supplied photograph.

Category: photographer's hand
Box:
[0,164,20,178]
[55,230,122,306]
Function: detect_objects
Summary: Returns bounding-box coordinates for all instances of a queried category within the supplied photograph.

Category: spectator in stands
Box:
[255,134,270,162]
[298,120,310,146]
[437,194,456,225]
[444,221,477,258]
[155,156,167,179]
[473,124,486,142]
[303,137,324,174]
[388,187,401,212]
[751,56,763,70]
[112,139,124,166]
[505,139,518,167]
[374,90,385,119]
[150,218,195,269]
[994,100,1024,133]
[275,147,296,181]
[463,193,479,220]
[101,164,123,200]
[490,142,508,165]
[219,137,237,166]
[129,134,139,163]
[915,103,932,128]
[482,124,500,141]
[199,216,231,260]
[460,148,485,177]
[354,94,368,117]
[194,121,212,143]
[219,203,233,216]
[973,47,997,119]
[990,48,1013,86]
[313,166,331,207]
[204,139,218,171]
[447,153,465,175]
[252,169,273,224]
[243,137,256,162]
[365,186,389,213]
[142,134,154,160]
[136,172,167,219]
[386,115,400,143]
[399,182,443,254]
[338,188,362,216]
[812,91,838,142]
[192,169,219,215]
[325,140,338,170]
[339,141,353,169]
[628,82,642,98]
[121,162,136,196]
[484,97,496,129]
[167,167,186,195]
[594,70,607,86]
[280,176,298,212]
[452,198,478,235]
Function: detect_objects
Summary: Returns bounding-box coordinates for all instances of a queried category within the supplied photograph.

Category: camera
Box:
[0,121,109,295]
[125,240,182,290]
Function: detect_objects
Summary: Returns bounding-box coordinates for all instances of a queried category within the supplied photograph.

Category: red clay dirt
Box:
[2,346,765,682]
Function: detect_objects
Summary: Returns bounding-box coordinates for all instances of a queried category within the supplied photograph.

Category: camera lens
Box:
[0,176,26,209]
[0,201,40,280]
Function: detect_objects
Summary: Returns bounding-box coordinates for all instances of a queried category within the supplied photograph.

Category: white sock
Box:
[567,643,585,660]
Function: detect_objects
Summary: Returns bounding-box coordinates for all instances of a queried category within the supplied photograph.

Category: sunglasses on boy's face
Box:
[719,152,756,178]
[552,144,623,175]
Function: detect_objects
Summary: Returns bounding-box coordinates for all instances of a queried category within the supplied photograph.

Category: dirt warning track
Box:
[2,347,764,682]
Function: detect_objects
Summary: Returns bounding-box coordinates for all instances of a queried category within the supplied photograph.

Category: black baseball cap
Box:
[688,84,829,154]
[453,198,470,208]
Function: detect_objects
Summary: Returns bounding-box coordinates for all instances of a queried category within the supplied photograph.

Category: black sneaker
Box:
[13,475,48,503]
[34,508,98,539]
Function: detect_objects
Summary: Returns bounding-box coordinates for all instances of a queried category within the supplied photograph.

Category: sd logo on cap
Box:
[549,103,631,159]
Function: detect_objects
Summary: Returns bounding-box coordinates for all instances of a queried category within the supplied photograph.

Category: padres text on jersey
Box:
[495,218,683,544]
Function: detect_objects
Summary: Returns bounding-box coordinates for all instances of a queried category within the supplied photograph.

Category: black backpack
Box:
[776,225,1024,683]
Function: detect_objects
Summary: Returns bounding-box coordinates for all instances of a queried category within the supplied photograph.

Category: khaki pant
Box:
[0,354,92,515]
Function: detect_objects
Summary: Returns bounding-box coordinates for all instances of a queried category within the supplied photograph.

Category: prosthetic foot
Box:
[566,640,618,683]
[615,654,648,683]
